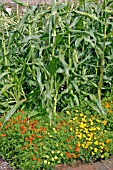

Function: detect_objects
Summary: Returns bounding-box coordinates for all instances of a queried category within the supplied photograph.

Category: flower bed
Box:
[0,98,113,169]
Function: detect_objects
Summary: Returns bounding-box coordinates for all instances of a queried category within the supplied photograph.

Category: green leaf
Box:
[2,99,26,127]
[54,34,63,47]
[0,72,9,80]
[74,10,103,23]
[0,84,14,94]
[12,0,27,6]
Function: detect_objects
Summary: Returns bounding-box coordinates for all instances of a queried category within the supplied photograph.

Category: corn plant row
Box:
[0,0,113,123]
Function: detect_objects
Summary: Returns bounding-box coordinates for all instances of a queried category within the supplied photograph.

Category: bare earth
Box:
[0,156,113,170]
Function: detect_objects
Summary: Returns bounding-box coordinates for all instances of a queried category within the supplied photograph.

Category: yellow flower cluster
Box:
[69,111,111,159]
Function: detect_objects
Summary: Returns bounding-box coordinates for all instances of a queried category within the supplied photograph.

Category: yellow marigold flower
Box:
[57,150,60,153]
[44,160,47,164]
[90,121,94,125]
[102,120,107,125]
[83,134,86,138]
[93,127,96,131]
[94,136,97,140]
[54,156,58,159]
[90,146,93,150]
[104,130,107,133]
[100,149,103,153]
[51,150,55,154]
[106,139,111,144]
[94,148,98,152]
[101,142,105,146]
[94,141,99,145]
[84,128,88,133]
[82,118,86,122]
[73,117,76,120]
[88,133,93,137]
[48,162,50,164]
[51,158,55,161]
[69,120,73,123]
[46,155,49,158]
[89,127,93,131]
[100,146,104,149]
[84,145,88,149]
[87,141,92,145]
[76,132,79,135]
[80,122,86,129]
[96,127,100,130]
[60,153,63,157]
[87,137,92,141]
[92,152,95,156]
[77,133,82,139]
[101,154,105,158]
[85,142,92,148]
[96,119,101,123]
[82,144,85,148]
[66,111,70,115]
[80,113,84,116]
[70,127,73,131]
[76,110,79,112]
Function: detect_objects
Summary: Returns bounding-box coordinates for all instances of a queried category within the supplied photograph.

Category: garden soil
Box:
[0,156,113,170]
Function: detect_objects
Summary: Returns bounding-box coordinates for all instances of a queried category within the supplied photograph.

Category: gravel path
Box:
[1,156,113,170]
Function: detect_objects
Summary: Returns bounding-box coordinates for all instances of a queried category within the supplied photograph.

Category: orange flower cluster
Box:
[29,134,36,144]
[65,142,80,159]
[20,125,26,134]
[105,102,110,109]
[1,134,6,137]
[66,152,71,158]
[0,122,2,127]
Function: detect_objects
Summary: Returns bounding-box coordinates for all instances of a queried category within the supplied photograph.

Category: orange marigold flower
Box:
[32,157,37,161]
[20,109,24,114]
[70,136,74,139]
[25,137,28,141]
[106,139,111,144]
[105,146,108,152]
[5,125,9,130]
[77,154,80,157]
[66,139,69,142]
[38,158,40,162]
[76,142,80,147]
[105,102,110,109]
[108,110,112,113]
[102,120,107,125]
[22,147,25,150]
[12,126,14,130]
[75,147,80,152]
[1,134,6,137]
[68,145,72,149]
[66,152,71,159]
[0,122,2,127]
[73,154,77,158]
[42,127,46,131]
[37,135,43,139]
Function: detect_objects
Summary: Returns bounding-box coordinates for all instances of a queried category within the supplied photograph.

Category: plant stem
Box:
[98,0,106,101]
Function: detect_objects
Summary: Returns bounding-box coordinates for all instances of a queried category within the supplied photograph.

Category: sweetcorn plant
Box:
[0,0,113,121]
